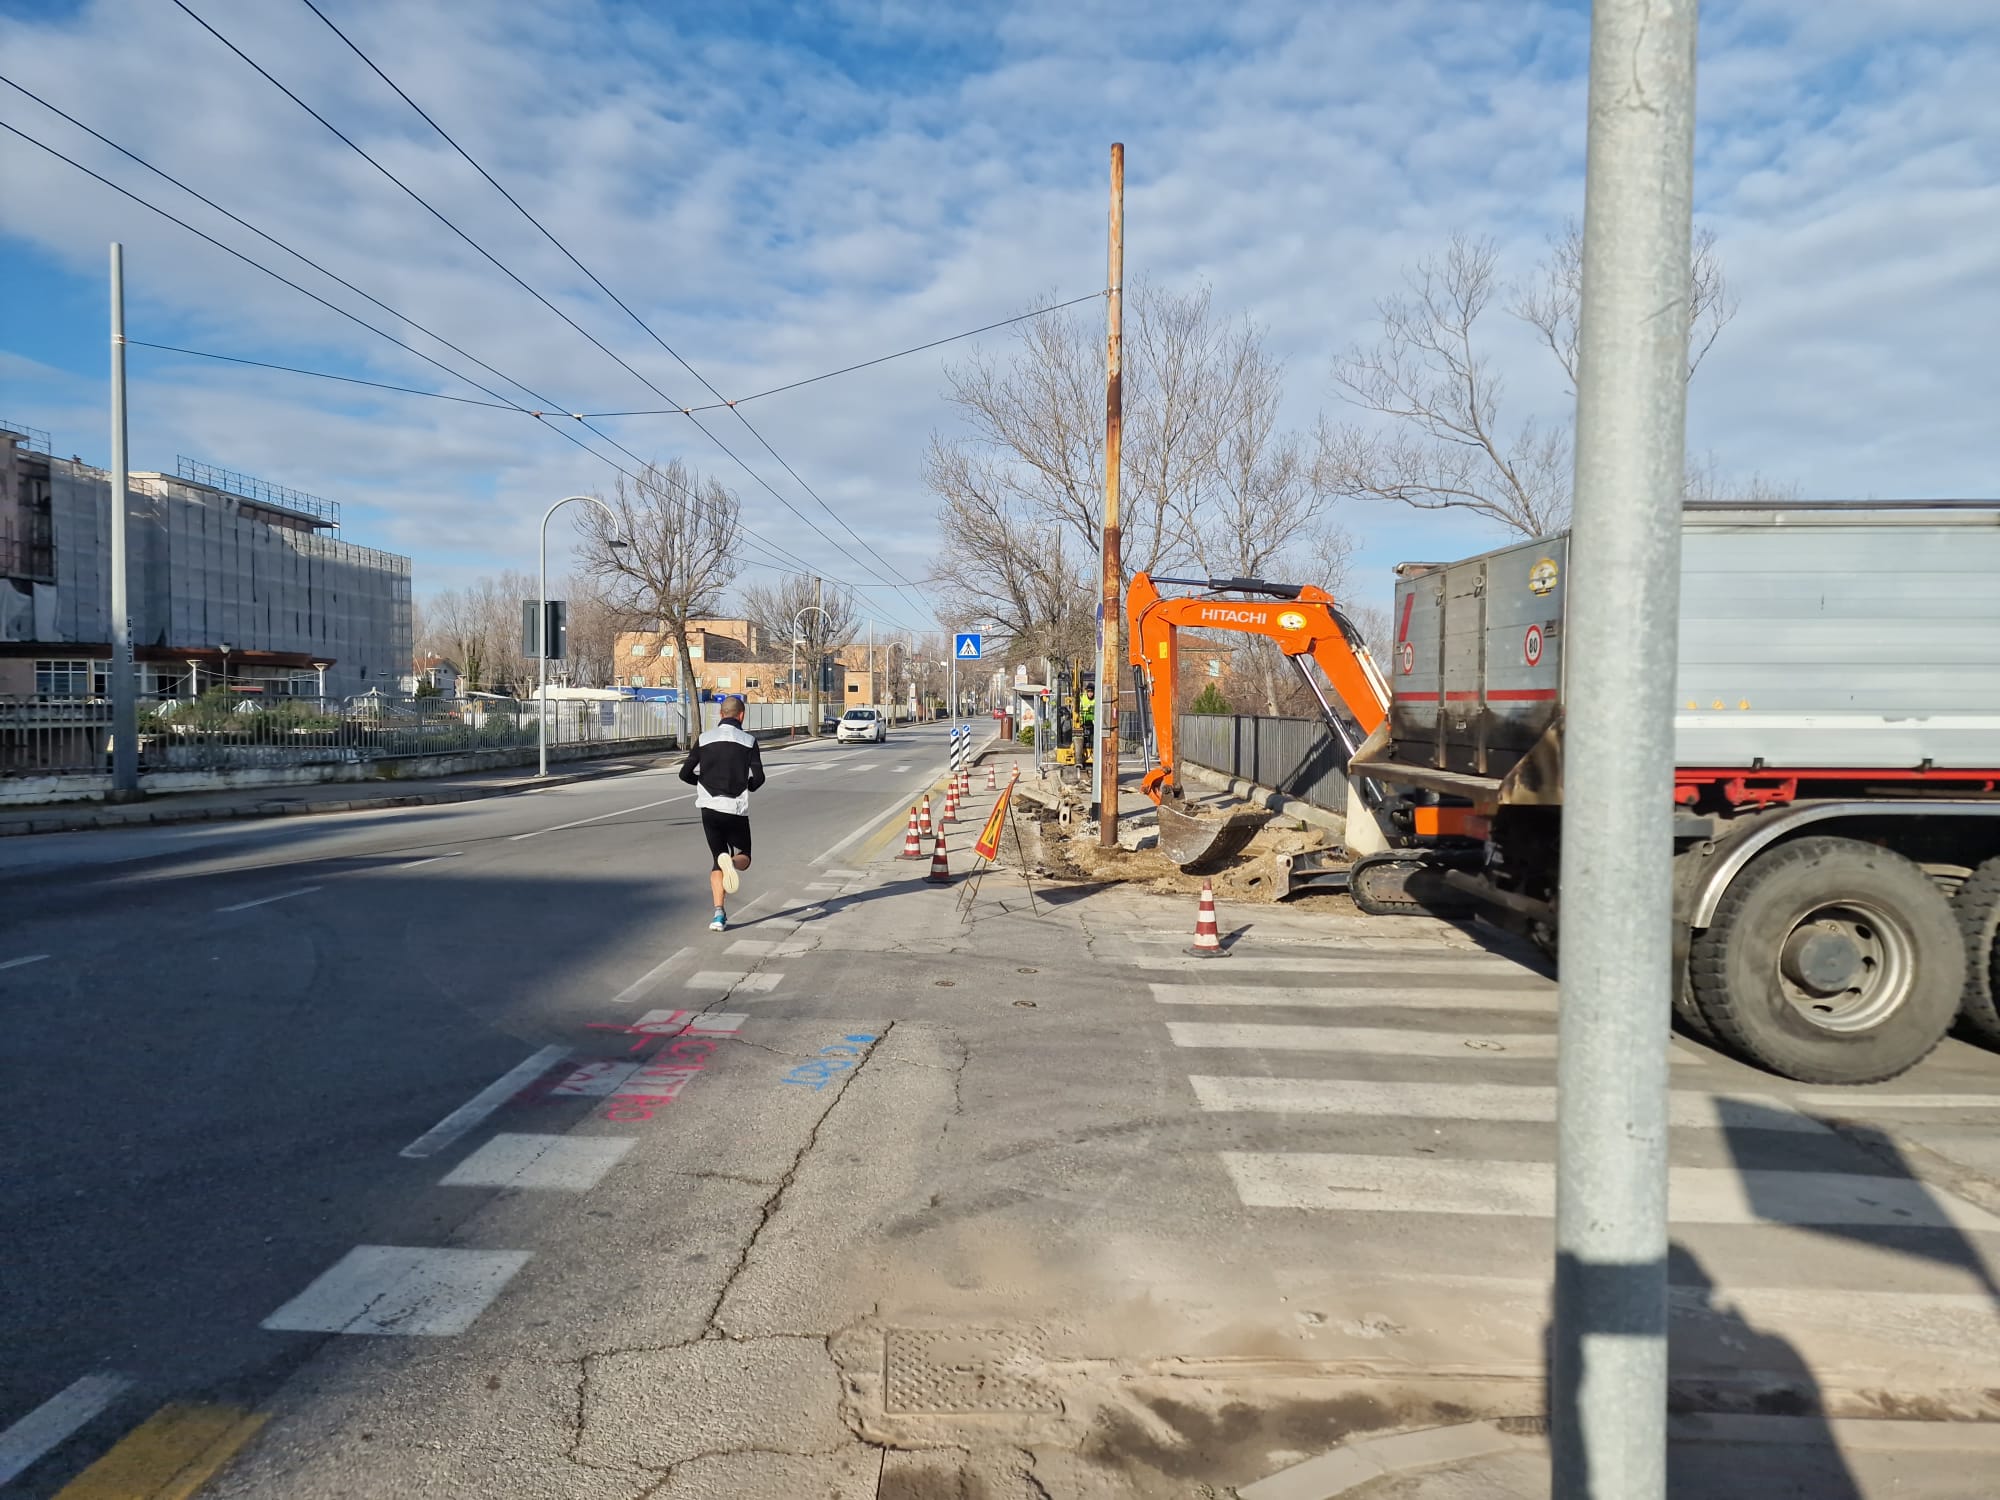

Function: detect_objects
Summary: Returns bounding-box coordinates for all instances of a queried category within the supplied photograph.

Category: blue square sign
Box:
[954,632,983,660]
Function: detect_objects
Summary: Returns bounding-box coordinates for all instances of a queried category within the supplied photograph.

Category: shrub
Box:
[1190,683,1233,716]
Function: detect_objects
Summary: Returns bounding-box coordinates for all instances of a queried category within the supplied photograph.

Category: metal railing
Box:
[0,693,683,776]
[1173,713,1349,813]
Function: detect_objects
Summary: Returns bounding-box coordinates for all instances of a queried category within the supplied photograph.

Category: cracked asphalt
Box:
[7,726,1998,1499]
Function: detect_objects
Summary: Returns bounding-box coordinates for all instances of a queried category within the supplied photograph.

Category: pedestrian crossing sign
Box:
[954,633,983,659]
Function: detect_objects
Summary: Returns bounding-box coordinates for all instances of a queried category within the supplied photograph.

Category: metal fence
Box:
[0,694,686,777]
[1173,713,1349,813]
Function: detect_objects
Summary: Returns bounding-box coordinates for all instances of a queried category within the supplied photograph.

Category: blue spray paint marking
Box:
[779,1033,880,1091]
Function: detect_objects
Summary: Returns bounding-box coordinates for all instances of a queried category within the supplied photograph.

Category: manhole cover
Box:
[934,980,955,988]
[883,1327,1059,1414]
[1013,1000,1036,1008]
[1016,967,1038,974]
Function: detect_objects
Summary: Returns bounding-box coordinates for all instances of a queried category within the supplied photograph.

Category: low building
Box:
[0,429,412,700]
[403,655,461,698]
[612,619,907,707]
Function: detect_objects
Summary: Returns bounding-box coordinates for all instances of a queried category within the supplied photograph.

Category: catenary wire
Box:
[174,0,932,622]
[574,291,1108,416]
[291,0,945,625]
[0,108,910,613]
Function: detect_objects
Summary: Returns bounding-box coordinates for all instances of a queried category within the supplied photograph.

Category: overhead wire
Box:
[0,101,900,607]
[173,0,933,625]
[572,291,1108,417]
[292,0,951,629]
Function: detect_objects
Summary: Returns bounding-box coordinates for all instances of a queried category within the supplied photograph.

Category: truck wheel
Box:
[1954,858,2000,1047]
[1688,836,1963,1085]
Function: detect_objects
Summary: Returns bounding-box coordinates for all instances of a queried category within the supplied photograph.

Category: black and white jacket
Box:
[678,720,767,816]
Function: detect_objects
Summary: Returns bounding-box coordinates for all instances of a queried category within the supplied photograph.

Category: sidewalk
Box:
[0,752,664,837]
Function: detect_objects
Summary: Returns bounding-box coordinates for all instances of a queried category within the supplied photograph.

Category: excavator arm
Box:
[1126,572,1392,805]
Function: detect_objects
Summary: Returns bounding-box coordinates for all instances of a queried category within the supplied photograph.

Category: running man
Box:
[677,695,767,931]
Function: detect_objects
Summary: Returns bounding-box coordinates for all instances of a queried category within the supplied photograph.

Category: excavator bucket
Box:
[1156,798,1269,870]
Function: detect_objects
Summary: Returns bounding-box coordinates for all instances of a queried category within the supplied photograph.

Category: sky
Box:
[2,0,1995,637]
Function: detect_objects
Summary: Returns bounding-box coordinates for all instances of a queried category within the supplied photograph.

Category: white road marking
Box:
[509,792,691,841]
[734,890,778,916]
[1189,1077,1825,1132]
[804,881,845,892]
[1221,1153,2000,1231]
[1151,983,1555,1012]
[1127,930,1499,954]
[893,765,911,773]
[215,885,321,913]
[684,971,782,993]
[439,1133,635,1191]
[609,947,693,1007]
[633,1009,746,1034]
[0,1372,132,1485]
[1789,1092,2000,1112]
[824,868,864,879]
[1167,1021,1701,1063]
[815,782,947,864]
[261,1246,533,1336]
[398,1046,570,1159]
[398,852,463,869]
[0,953,51,971]
[725,939,812,958]
[1136,953,1534,976]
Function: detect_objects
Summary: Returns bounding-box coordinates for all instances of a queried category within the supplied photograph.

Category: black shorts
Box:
[701,809,752,862]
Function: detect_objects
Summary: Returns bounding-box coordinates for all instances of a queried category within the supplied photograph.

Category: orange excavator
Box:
[1126,572,1477,910]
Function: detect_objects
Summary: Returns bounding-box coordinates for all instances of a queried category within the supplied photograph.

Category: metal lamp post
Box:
[790,605,830,737]
[538,494,626,777]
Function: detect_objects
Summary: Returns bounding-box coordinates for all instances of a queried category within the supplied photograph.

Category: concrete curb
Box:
[1235,1416,2000,1499]
[0,762,641,838]
[1179,761,1347,840]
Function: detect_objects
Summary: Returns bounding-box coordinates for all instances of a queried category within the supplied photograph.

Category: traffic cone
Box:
[1189,879,1227,957]
[926,830,952,884]
[986,764,997,792]
[899,806,924,859]
[944,784,960,823]
[919,797,933,837]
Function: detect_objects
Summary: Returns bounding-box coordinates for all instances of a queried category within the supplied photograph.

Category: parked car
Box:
[836,707,889,744]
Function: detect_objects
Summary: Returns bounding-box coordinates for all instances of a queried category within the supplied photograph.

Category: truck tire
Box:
[1688,836,1963,1085]
[1954,857,2000,1048]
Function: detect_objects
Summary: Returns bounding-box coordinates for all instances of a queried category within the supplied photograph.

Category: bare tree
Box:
[1320,228,1738,537]
[562,572,637,688]
[739,575,860,726]
[1683,450,1803,504]
[928,284,1336,671]
[578,459,741,739]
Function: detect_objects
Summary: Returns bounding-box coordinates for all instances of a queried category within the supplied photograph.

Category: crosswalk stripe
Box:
[1134,953,1539,976]
[1220,1152,2000,1231]
[1127,930,1494,953]
[1788,1092,2000,1113]
[1153,983,1555,1013]
[1168,1021,1708,1065]
[1189,1077,1826,1131]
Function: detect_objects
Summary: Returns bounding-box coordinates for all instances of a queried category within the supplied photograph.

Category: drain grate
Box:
[883,1327,1059,1414]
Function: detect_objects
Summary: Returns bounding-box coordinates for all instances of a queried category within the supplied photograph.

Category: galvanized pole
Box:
[537,508,551,778]
[1551,3,1700,1497]
[107,244,138,795]
[1096,143,1125,848]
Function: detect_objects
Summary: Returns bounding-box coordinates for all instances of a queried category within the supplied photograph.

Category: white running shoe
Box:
[709,908,727,932]
[717,851,741,894]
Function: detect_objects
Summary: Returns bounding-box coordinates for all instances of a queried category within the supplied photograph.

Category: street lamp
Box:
[790,606,831,737]
[218,642,231,696]
[539,494,627,777]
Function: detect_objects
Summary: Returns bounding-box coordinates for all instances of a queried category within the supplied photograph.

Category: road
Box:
[2,725,1997,1498]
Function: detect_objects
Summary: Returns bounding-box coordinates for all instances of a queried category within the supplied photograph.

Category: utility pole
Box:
[1096,144,1124,848]
[809,575,823,735]
[1550,4,1699,1497]
[107,244,138,797]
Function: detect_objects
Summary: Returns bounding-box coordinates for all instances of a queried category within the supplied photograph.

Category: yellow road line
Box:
[56,1403,265,1500]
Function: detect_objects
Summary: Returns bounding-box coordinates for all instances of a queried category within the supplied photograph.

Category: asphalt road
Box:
[4,722,1996,1498]
[0,723,961,1495]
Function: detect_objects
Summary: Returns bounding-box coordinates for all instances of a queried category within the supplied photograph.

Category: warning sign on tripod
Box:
[974,768,1020,861]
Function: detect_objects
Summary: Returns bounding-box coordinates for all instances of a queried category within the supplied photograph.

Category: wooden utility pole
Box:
[1096,143,1125,849]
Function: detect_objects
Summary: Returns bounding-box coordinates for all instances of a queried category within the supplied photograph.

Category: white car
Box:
[836,707,889,744]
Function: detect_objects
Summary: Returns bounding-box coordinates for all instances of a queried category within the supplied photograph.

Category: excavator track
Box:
[1350,849,1480,918]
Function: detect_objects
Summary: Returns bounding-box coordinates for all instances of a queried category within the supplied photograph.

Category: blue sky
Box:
[2,0,1995,635]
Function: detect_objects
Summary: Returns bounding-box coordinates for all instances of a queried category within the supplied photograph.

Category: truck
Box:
[1347,501,2000,1085]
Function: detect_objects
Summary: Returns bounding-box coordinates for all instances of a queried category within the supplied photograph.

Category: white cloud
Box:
[0,0,1993,617]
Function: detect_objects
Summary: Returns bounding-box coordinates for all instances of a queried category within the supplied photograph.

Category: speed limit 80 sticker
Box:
[1523,625,1544,667]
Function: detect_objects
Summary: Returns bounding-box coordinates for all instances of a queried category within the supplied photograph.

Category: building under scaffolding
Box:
[0,428,412,700]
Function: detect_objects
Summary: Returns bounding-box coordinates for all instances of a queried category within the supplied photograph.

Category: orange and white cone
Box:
[919,797,933,837]
[1190,878,1227,957]
[926,830,952,884]
[900,806,925,859]
[986,764,997,792]
[943,785,960,823]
